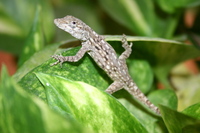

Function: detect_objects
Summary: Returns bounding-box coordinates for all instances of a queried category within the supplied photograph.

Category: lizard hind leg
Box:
[119,34,133,61]
[105,81,124,94]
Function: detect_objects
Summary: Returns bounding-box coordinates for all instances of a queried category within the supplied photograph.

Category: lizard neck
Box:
[87,29,100,39]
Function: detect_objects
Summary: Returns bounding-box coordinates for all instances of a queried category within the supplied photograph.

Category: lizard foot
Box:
[50,54,65,67]
[122,34,133,49]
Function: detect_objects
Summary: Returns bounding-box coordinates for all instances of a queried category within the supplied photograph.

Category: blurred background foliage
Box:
[1,0,200,132]
[1,0,200,55]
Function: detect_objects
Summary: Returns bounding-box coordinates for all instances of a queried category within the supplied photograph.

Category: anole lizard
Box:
[51,15,160,115]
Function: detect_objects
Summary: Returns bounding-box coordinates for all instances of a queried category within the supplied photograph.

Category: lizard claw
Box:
[50,55,64,67]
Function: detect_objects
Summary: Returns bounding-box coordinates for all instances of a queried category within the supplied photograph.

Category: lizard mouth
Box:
[54,18,71,32]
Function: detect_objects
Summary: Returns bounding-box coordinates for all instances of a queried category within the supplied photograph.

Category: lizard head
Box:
[54,15,92,41]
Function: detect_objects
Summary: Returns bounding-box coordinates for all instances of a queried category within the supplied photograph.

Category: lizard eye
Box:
[72,21,76,25]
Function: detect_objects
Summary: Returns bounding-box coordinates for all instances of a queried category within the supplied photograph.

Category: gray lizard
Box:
[51,15,160,115]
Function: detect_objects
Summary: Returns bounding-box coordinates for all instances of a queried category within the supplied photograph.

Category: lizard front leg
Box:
[119,34,133,62]
[51,43,90,67]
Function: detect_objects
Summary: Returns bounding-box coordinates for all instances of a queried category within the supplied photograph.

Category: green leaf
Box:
[118,99,165,133]
[17,44,110,101]
[182,124,200,133]
[35,72,148,133]
[0,0,54,55]
[99,0,154,36]
[148,89,178,110]
[129,60,153,93]
[18,6,45,67]
[99,0,179,38]
[160,105,200,133]
[155,0,200,13]
[182,103,200,119]
[0,66,89,133]
[14,43,60,82]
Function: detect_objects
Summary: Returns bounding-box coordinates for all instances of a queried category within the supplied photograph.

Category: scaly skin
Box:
[51,15,160,115]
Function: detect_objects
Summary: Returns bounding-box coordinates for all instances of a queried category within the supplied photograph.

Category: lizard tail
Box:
[125,82,161,115]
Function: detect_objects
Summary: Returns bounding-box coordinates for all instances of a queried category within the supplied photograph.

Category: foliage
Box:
[1,0,200,132]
